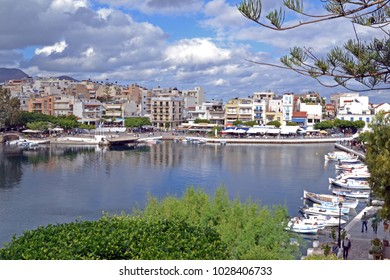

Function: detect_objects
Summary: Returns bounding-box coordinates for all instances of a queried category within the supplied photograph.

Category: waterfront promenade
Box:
[310,143,390,260]
[312,205,390,260]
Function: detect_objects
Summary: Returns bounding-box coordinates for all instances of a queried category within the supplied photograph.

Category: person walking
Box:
[371,214,381,234]
[361,212,368,232]
[342,237,351,260]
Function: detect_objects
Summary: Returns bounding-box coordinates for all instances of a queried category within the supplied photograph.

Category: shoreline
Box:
[1,132,354,146]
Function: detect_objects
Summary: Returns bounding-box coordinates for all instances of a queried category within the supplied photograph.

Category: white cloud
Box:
[83,47,95,57]
[50,0,88,12]
[97,8,113,21]
[212,78,229,86]
[165,38,231,66]
[35,41,68,56]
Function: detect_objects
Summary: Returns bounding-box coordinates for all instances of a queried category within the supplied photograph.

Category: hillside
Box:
[0,68,29,83]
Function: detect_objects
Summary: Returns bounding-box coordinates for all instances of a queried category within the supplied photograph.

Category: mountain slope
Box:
[0,68,29,83]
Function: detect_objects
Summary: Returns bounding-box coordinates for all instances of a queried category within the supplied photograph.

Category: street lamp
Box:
[338,202,343,248]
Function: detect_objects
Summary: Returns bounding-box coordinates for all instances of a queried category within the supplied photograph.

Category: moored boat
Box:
[331,187,370,199]
[303,190,359,209]
[312,203,350,214]
[328,177,371,190]
[285,217,321,234]
[302,214,347,227]
[300,205,348,217]
[325,151,357,161]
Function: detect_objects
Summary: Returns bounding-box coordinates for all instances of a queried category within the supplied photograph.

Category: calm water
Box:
[0,141,344,246]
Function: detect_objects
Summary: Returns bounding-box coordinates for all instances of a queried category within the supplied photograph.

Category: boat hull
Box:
[303,190,358,209]
[329,178,371,190]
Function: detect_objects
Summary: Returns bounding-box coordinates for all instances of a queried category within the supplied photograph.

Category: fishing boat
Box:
[303,190,359,209]
[328,177,371,190]
[285,217,321,234]
[312,203,350,214]
[336,170,370,181]
[324,151,358,161]
[302,214,347,227]
[331,187,370,199]
[300,205,348,217]
[335,162,367,172]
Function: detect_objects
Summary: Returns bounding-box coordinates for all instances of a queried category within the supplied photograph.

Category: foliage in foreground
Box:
[364,111,390,219]
[0,186,299,260]
[0,216,228,260]
[139,186,299,260]
[304,254,339,260]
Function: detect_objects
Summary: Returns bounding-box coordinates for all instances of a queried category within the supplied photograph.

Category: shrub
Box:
[0,216,228,260]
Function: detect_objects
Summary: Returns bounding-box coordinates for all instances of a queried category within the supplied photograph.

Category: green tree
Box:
[0,87,21,130]
[334,119,353,129]
[194,118,210,124]
[364,111,390,220]
[124,117,151,129]
[286,121,298,126]
[140,186,299,260]
[244,120,258,127]
[237,0,390,91]
[266,120,281,128]
[314,120,334,130]
[233,120,244,126]
[54,115,79,130]
[353,120,366,130]
[26,121,50,131]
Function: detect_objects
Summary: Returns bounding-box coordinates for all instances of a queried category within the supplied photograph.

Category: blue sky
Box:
[0,0,388,103]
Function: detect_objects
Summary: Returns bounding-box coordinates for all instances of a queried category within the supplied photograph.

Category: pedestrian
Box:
[361,212,368,232]
[342,237,351,260]
[371,214,381,234]
[331,242,339,256]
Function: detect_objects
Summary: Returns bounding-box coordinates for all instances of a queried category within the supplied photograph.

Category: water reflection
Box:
[0,141,339,245]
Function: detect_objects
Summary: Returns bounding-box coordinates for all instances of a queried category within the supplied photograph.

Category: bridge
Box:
[0,133,20,143]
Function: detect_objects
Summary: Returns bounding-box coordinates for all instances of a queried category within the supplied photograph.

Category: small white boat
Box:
[335,162,367,171]
[329,177,371,190]
[331,187,370,199]
[312,203,350,214]
[325,151,356,161]
[336,171,370,181]
[302,214,347,227]
[337,157,362,164]
[300,206,348,217]
[303,190,359,209]
[285,217,320,234]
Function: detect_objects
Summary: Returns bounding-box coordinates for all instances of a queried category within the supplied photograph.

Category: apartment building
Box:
[27,95,54,115]
[282,93,294,122]
[53,95,74,116]
[187,99,225,125]
[73,100,104,125]
[150,96,184,130]
[265,97,283,124]
[299,103,322,127]
[335,94,373,129]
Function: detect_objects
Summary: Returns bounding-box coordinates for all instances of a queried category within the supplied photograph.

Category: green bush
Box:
[140,186,299,260]
[0,216,228,260]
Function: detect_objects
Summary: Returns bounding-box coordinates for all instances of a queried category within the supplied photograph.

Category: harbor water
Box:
[0,141,364,246]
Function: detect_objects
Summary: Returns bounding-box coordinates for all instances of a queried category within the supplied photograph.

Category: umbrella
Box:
[320,130,328,134]
[22,129,42,133]
[50,127,64,132]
